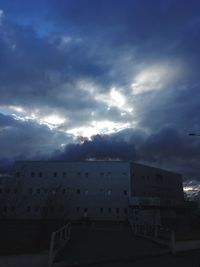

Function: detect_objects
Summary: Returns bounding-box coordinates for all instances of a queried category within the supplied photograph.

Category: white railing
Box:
[48,222,71,267]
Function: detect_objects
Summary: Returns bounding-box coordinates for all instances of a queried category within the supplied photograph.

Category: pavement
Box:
[55,225,170,266]
[0,251,48,267]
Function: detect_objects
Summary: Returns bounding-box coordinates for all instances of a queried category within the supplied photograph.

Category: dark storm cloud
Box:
[54,126,200,180]
[0,113,72,161]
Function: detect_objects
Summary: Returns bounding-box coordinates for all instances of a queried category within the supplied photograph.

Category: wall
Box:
[130,162,184,203]
[0,161,130,221]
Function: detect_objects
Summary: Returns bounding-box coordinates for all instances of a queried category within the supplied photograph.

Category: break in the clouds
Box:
[0,0,200,182]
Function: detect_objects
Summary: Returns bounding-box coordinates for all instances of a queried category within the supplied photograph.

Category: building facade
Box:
[0,161,184,223]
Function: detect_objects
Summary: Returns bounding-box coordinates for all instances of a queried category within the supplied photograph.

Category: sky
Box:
[0,0,200,191]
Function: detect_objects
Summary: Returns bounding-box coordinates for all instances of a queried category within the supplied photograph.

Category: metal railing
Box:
[48,222,71,267]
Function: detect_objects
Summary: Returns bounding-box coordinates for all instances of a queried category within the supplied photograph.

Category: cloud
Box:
[0,1,200,181]
[0,113,72,161]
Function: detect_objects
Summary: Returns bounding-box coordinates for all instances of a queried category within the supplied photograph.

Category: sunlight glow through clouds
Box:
[131,62,183,95]
[68,120,131,139]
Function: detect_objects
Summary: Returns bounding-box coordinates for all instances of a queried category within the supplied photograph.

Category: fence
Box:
[48,222,71,267]
[129,220,200,254]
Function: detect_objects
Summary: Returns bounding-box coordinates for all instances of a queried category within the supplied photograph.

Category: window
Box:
[77,172,81,176]
[63,172,66,177]
[100,172,104,177]
[11,206,15,212]
[62,188,66,195]
[76,207,80,212]
[54,172,57,177]
[14,189,17,194]
[37,188,40,194]
[6,189,10,194]
[31,172,35,177]
[27,206,31,212]
[84,208,88,212]
[85,172,89,177]
[29,188,33,194]
[107,189,111,196]
[35,206,39,212]
[116,208,119,214]
[4,206,7,212]
[156,174,163,182]
[123,190,127,195]
[108,208,111,213]
[100,208,103,213]
[16,172,20,177]
[123,172,127,176]
[0,189,1,193]
[77,189,80,195]
[52,189,57,195]
[38,172,43,177]
[43,207,47,212]
[124,208,127,214]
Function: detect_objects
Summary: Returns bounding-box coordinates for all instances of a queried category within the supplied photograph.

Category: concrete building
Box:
[0,161,184,224]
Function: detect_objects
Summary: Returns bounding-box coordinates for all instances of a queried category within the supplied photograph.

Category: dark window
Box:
[85,172,89,177]
[35,206,39,212]
[54,172,57,177]
[31,172,35,177]
[123,190,127,195]
[108,208,111,213]
[100,208,103,213]
[16,172,20,177]
[29,188,33,194]
[84,208,88,212]
[116,208,119,214]
[0,189,1,193]
[124,208,127,214]
[63,172,66,177]
[27,206,31,212]
[77,189,80,195]
[76,207,80,212]
[43,207,47,212]
[4,206,7,212]
[62,188,66,194]
[77,172,81,176]
[37,188,40,194]
[123,172,127,176]
[38,172,42,177]
[11,206,15,212]
[156,174,163,182]
[14,189,17,194]
[51,207,54,213]
[6,189,10,194]
[100,172,104,177]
